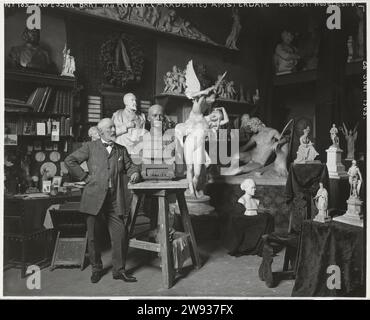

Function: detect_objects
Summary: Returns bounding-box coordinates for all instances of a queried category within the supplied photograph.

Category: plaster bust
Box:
[238,179,259,216]
[274,30,300,74]
[9,28,51,72]
[111,92,146,155]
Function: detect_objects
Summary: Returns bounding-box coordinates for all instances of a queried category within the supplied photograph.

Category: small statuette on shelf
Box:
[329,124,339,148]
[340,122,358,160]
[162,65,186,95]
[61,44,76,77]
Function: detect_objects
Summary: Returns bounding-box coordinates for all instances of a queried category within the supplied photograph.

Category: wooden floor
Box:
[3,240,294,297]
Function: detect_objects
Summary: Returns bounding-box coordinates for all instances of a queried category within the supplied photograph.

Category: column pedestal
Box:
[333,197,363,227]
[326,146,347,179]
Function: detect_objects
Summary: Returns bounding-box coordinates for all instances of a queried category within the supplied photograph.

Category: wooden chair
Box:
[258,192,307,287]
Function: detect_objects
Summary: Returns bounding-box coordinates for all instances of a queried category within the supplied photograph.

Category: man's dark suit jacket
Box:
[64,139,139,216]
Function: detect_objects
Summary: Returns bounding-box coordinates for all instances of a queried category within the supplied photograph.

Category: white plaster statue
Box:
[348,160,362,199]
[341,123,358,160]
[330,124,339,148]
[239,179,259,216]
[274,30,300,74]
[294,126,319,163]
[205,107,229,132]
[225,117,291,176]
[225,8,241,50]
[175,60,225,197]
[111,93,146,155]
[61,45,76,77]
[313,182,329,222]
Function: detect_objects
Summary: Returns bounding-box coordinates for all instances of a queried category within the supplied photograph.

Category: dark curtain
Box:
[315,7,358,157]
[255,7,279,126]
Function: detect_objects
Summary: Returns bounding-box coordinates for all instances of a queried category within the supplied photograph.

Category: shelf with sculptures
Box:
[273,9,364,77]
[161,63,260,105]
[7,26,76,79]
[70,6,229,49]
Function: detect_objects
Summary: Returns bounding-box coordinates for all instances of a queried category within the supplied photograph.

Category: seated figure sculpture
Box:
[224,117,290,177]
[294,126,319,163]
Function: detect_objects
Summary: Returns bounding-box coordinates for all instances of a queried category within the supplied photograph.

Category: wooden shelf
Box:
[55,7,237,53]
[155,93,254,107]
[17,135,73,138]
[5,110,70,118]
[273,60,364,87]
[5,69,76,88]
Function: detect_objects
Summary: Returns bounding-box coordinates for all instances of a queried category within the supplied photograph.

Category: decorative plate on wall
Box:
[49,151,61,162]
[35,151,46,162]
[40,162,57,178]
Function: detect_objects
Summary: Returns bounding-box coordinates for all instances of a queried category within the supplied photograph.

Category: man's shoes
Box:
[113,271,137,282]
[91,271,103,284]
[258,243,274,288]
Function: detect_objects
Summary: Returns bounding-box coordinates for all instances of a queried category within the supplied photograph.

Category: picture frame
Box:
[42,180,51,193]
[4,134,17,146]
[52,176,62,188]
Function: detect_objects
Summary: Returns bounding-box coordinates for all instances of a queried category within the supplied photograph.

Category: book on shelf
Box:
[87,95,102,123]
[51,121,60,141]
[36,122,46,136]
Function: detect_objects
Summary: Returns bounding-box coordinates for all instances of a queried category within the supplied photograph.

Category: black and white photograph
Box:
[1,1,368,301]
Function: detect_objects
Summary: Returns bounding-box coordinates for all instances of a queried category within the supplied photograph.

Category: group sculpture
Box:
[78,7,216,45]
[163,66,187,95]
[163,67,239,101]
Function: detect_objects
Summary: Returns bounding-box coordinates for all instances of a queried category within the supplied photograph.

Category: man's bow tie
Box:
[103,142,114,148]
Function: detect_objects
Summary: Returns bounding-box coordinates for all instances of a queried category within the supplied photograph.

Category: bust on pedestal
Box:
[326,124,347,179]
[333,160,363,227]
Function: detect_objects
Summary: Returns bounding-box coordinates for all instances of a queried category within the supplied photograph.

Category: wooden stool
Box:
[128,179,201,289]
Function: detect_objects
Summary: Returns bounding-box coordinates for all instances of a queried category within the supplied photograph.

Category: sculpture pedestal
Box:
[333,197,363,227]
[313,212,331,223]
[326,146,347,179]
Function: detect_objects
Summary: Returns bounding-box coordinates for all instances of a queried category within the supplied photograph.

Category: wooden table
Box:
[128,179,201,288]
[4,194,81,277]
